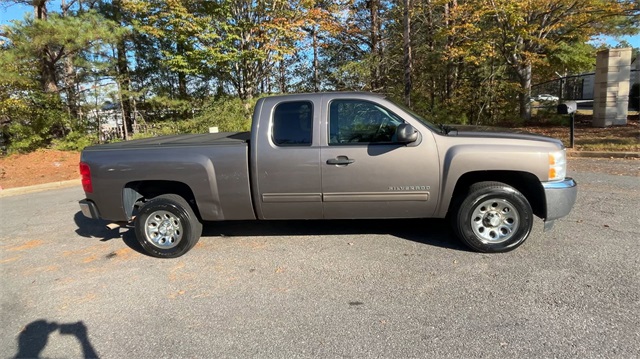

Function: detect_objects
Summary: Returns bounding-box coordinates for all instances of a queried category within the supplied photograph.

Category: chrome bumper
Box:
[542,178,577,230]
[79,199,100,219]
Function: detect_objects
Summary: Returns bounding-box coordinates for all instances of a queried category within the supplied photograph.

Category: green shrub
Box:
[133,96,258,138]
[2,92,71,153]
[52,131,97,151]
[193,96,256,132]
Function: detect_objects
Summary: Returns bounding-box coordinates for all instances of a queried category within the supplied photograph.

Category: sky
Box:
[1,1,639,49]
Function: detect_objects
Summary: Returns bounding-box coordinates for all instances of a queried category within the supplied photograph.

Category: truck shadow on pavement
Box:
[14,319,99,359]
[73,212,121,241]
[201,218,470,252]
[73,211,145,254]
[73,211,469,255]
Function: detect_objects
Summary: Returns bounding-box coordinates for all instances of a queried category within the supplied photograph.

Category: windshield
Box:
[386,98,442,133]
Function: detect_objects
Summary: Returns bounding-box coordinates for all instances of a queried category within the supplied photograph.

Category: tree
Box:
[481,0,639,119]
[121,0,308,102]
[0,8,124,150]
[403,0,412,106]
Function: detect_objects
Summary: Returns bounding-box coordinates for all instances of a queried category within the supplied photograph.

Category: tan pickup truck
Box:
[79,92,577,258]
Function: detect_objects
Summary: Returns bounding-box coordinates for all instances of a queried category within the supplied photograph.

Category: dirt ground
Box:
[0,150,81,190]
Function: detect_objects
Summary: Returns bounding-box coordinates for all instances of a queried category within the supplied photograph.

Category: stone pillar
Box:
[635,51,640,110]
[593,48,632,127]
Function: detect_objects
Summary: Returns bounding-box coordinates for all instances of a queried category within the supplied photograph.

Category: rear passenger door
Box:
[253,98,323,219]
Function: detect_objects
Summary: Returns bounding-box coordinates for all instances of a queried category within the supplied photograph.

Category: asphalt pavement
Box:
[1,158,639,358]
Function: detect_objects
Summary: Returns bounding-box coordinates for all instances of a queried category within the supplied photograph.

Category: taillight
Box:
[79,162,93,193]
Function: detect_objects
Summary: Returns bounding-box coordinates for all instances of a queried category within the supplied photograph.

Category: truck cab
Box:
[251,93,441,221]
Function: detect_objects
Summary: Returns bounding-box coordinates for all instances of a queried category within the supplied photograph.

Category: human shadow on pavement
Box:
[201,218,469,251]
[14,320,99,359]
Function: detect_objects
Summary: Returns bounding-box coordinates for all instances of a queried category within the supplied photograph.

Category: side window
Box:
[329,100,404,145]
[272,101,313,146]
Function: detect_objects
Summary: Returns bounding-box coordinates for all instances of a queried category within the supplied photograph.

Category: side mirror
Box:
[396,123,419,143]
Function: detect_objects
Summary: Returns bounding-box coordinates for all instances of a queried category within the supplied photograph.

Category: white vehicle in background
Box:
[532,94,560,103]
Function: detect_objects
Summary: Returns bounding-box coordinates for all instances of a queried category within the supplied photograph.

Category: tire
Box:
[452,181,533,253]
[134,194,202,258]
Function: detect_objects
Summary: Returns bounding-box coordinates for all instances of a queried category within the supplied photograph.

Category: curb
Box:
[566,150,640,159]
[0,179,81,198]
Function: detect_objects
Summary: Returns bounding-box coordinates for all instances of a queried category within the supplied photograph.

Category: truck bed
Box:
[80,131,255,222]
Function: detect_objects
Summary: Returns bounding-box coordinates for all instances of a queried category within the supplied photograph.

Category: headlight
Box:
[548,150,566,181]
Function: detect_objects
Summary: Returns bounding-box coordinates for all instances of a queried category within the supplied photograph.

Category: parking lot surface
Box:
[1,158,639,358]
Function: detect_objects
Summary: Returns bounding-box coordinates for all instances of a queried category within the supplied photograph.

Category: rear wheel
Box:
[452,182,533,253]
[134,194,202,258]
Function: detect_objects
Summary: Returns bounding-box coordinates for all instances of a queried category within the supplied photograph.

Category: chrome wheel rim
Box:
[470,198,519,244]
[144,210,182,249]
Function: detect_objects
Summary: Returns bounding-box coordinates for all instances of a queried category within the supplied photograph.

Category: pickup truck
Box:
[79,92,577,258]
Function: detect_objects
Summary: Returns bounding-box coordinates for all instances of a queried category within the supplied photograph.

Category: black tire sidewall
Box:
[457,186,533,253]
[135,198,199,258]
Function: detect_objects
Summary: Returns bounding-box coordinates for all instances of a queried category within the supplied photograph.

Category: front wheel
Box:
[452,182,533,253]
[134,194,202,258]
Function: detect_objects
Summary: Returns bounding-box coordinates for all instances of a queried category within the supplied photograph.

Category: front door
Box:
[321,98,439,219]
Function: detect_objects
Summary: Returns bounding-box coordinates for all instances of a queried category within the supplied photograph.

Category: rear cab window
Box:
[272,101,313,146]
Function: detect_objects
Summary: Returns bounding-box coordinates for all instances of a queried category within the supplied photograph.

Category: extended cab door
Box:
[320,95,440,219]
[251,96,323,219]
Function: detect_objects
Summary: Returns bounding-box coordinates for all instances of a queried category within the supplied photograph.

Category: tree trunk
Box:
[369,0,380,91]
[111,0,134,135]
[34,0,47,20]
[42,51,58,93]
[279,59,286,93]
[444,1,457,100]
[61,0,79,119]
[376,13,385,91]
[34,1,58,93]
[312,26,319,92]
[64,54,79,118]
[517,63,532,121]
[117,40,133,135]
[403,0,412,106]
[176,41,188,100]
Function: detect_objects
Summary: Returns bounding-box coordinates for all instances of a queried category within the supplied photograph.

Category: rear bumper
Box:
[79,199,100,219]
[542,178,577,227]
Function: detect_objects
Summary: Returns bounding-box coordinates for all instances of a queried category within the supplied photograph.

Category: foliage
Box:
[52,131,98,151]
[464,0,639,118]
[134,96,257,138]
[194,96,257,132]
[0,4,125,152]
[0,92,71,153]
[1,0,639,152]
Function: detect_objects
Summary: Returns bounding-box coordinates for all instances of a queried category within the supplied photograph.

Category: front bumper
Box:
[79,199,100,219]
[542,178,577,229]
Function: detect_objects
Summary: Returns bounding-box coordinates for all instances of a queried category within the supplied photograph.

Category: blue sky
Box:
[1,1,639,48]
[0,1,44,24]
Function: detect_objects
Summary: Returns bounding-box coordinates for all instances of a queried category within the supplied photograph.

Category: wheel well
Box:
[123,181,200,220]
[450,171,546,219]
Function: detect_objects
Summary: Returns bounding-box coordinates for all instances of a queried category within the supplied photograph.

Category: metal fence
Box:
[532,69,639,105]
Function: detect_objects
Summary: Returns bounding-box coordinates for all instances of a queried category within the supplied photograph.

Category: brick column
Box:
[593,48,632,127]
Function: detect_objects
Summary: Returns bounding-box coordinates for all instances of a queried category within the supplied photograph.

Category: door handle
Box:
[326,156,355,165]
